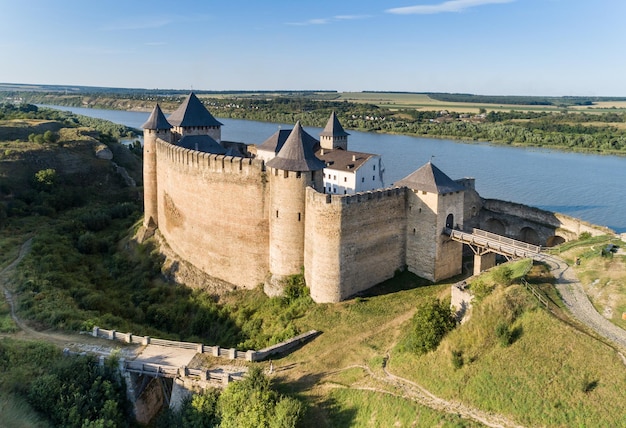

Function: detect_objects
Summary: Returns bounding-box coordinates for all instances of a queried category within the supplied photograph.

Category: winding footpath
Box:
[0,238,138,357]
[3,239,626,427]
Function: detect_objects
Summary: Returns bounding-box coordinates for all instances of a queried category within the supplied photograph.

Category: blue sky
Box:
[1,0,625,96]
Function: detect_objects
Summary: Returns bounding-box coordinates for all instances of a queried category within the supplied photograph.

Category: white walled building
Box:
[256,112,384,194]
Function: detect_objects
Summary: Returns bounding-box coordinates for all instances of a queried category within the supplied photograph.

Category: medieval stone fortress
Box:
[142,93,606,303]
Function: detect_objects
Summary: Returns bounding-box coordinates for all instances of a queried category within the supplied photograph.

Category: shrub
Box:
[492,265,513,286]
[80,210,112,232]
[579,231,592,240]
[402,297,455,355]
[495,321,513,347]
[451,350,464,369]
[33,169,58,191]
[469,279,494,302]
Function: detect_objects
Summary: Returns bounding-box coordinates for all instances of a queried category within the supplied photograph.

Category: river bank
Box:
[24,94,626,156]
[35,103,626,233]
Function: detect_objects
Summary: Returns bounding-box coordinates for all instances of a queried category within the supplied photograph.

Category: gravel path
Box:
[537,253,626,352]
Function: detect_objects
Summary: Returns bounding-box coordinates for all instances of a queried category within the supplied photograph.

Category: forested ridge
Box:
[8,91,626,155]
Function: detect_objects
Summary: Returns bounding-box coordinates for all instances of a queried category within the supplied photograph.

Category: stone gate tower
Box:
[141,104,172,229]
[397,162,464,281]
[265,122,325,295]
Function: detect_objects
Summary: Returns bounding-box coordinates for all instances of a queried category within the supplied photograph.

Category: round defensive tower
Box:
[265,122,325,295]
[141,104,172,229]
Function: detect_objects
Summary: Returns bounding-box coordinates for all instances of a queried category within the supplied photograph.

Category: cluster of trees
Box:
[28,130,60,145]
[0,340,132,427]
[8,92,626,154]
[158,367,303,428]
[426,93,626,107]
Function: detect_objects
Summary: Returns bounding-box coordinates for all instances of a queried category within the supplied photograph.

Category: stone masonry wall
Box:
[434,191,464,280]
[155,139,269,290]
[406,190,438,281]
[305,188,407,303]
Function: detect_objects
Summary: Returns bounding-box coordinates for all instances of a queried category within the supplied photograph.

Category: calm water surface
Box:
[43,105,626,233]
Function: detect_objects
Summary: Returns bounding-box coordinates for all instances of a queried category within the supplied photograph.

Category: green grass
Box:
[390,282,626,427]
[0,300,17,333]
[0,393,50,428]
[322,388,481,428]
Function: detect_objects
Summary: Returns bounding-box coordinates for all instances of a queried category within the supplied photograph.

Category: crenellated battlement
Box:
[156,138,265,176]
[306,186,407,207]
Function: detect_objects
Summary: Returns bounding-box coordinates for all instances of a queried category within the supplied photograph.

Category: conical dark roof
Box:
[142,104,172,130]
[168,92,223,127]
[396,162,463,194]
[266,122,325,172]
[258,128,319,154]
[225,145,243,157]
[177,135,227,154]
[320,111,349,137]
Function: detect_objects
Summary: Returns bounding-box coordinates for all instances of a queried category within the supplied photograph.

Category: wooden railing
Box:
[521,278,549,309]
[446,227,541,258]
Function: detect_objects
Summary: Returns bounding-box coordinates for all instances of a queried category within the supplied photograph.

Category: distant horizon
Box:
[1,1,625,97]
[3,82,626,99]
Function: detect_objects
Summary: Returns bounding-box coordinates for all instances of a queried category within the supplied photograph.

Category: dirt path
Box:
[537,254,626,351]
[0,238,138,357]
[327,361,524,428]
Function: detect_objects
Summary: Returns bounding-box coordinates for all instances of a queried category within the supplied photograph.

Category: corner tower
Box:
[141,104,172,229]
[265,121,325,295]
[320,111,349,150]
[396,162,465,281]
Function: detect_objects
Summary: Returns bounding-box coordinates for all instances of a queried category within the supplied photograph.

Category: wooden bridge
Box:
[445,227,542,274]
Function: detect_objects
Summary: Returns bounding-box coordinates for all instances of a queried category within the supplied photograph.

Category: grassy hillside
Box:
[1,103,625,426]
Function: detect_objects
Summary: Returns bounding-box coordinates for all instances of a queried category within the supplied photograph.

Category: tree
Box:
[43,130,60,144]
[33,168,58,190]
[218,366,303,428]
[403,297,455,355]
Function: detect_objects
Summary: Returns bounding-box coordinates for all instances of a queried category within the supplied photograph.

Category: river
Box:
[41,104,626,233]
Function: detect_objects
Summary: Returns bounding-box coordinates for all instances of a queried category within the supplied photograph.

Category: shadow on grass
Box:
[510,325,523,345]
[314,396,358,428]
[355,270,432,299]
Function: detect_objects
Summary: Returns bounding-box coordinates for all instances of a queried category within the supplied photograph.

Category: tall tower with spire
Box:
[141,104,172,229]
[265,121,325,294]
[319,111,349,150]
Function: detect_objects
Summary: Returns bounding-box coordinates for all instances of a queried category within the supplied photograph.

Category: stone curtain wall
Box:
[480,199,611,244]
[155,139,270,289]
[305,188,407,303]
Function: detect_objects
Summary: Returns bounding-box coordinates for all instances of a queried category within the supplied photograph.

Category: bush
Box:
[80,210,112,231]
[402,297,455,355]
[469,279,494,303]
[495,321,513,347]
[579,231,592,240]
[451,350,464,369]
[33,169,58,191]
[492,265,513,286]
